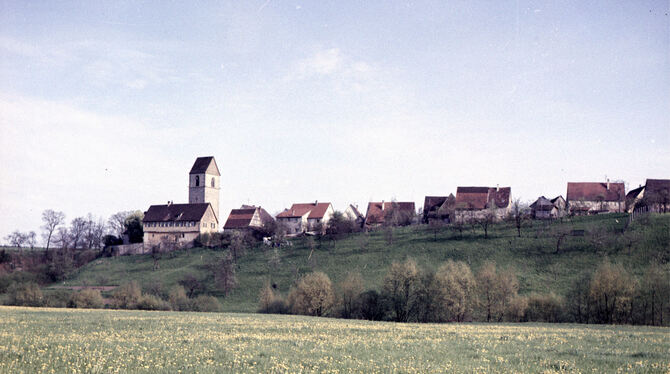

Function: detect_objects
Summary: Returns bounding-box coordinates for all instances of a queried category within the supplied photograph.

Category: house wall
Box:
[277,215,308,235]
[568,200,624,214]
[143,207,219,248]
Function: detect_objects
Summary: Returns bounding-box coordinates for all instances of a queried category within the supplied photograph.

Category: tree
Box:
[26,231,37,249]
[124,211,144,243]
[551,225,571,254]
[4,231,27,249]
[41,209,65,251]
[288,271,335,317]
[431,260,477,322]
[639,263,670,325]
[382,258,421,322]
[338,271,364,319]
[179,274,204,297]
[588,260,636,324]
[213,252,238,296]
[508,199,528,238]
[476,261,519,322]
[108,211,132,238]
[326,211,355,240]
[477,203,498,239]
[69,217,87,249]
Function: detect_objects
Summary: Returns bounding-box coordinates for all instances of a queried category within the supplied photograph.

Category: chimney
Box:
[496,184,499,191]
[381,200,385,211]
[314,200,318,206]
[167,201,172,206]
[607,178,610,190]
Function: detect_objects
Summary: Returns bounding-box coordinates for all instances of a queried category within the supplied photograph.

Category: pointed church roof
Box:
[189,156,220,176]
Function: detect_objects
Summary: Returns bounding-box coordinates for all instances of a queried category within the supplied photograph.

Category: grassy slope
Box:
[59,213,670,312]
[1,306,668,373]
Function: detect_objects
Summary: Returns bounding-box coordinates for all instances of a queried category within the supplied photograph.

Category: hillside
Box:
[58,213,670,312]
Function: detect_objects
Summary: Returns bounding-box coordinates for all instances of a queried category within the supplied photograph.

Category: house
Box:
[142,156,221,250]
[566,181,625,215]
[364,201,416,227]
[453,186,511,222]
[344,204,365,227]
[530,196,565,219]
[276,201,334,235]
[626,179,670,213]
[423,194,456,223]
[223,205,274,231]
[143,202,218,249]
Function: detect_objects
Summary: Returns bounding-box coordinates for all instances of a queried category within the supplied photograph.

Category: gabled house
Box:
[626,179,670,213]
[223,205,274,231]
[566,181,625,215]
[344,204,365,227]
[454,186,511,222]
[423,194,456,223]
[143,202,218,249]
[364,201,416,227]
[530,196,560,219]
[276,201,334,235]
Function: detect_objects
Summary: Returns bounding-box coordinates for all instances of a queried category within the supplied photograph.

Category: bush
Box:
[506,295,528,322]
[44,289,72,308]
[589,260,636,324]
[168,286,192,311]
[526,292,565,322]
[382,258,421,322]
[137,294,171,311]
[191,295,222,312]
[69,289,104,309]
[112,281,142,309]
[288,272,334,317]
[337,272,364,319]
[7,282,43,307]
[258,282,288,314]
[431,260,477,322]
[358,290,387,321]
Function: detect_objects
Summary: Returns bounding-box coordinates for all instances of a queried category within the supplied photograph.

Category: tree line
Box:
[258,258,670,326]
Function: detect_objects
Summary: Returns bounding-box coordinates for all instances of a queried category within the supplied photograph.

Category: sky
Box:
[1,1,669,242]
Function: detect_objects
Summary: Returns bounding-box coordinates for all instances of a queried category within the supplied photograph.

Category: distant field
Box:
[0,306,668,373]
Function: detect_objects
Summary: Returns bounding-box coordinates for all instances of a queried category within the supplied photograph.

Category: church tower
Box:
[188,156,221,221]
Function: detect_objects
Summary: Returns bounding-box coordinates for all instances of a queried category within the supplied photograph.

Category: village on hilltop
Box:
[134,156,670,253]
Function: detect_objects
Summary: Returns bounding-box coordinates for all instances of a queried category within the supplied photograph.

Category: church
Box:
[142,156,221,249]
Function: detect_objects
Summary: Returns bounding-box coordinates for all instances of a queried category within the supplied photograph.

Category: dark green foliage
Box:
[7,282,43,307]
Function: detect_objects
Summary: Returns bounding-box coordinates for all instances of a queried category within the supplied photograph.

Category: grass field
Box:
[57,213,670,312]
[0,306,668,373]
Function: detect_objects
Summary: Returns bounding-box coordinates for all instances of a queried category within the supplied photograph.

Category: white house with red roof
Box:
[566,181,625,215]
[276,201,334,235]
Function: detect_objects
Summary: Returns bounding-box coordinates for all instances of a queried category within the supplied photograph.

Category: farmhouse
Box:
[566,181,625,215]
[142,156,221,249]
[530,195,566,219]
[223,205,274,231]
[626,179,670,213]
[344,204,365,227]
[453,186,511,222]
[276,202,334,235]
[364,201,416,227]
[423,194,456,223]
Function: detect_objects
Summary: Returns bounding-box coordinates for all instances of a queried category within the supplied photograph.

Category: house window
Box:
[195,175,200,186]
[211,178,215,188]
[211,223,215,228]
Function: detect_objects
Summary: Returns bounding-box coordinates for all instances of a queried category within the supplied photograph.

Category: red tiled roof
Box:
[645,179,670,195]
[566,182,625,202]
[424,196,448,213]
[223,208,256,229]
[455,187,511,210]
[143,203,213,223]
[276,202,332,219]
[189,156,220,176]
[365,201,415,224]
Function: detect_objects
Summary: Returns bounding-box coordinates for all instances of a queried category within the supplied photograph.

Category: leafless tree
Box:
[551,225,572,254]
[4,231,27,249]
[214,252,238,296]
[41,209,65,251]
[26,231,37,249]
[108,211,132,238]
[508,199,529,238]
[70,217,87,249]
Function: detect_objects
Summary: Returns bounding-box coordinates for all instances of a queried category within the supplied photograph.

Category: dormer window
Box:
[195,176,200,186]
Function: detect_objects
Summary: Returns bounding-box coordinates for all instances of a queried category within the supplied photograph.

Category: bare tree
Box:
[4,231,27,249]
[69,217,87,250]
[26,231,37,249]
[108,211,132,238]
[41,209,65,251]
[214,252,238,296]
[551,225,572,254]
[508,199,528,238]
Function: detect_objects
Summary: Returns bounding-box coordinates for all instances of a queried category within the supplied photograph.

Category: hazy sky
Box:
[1,1,669,242]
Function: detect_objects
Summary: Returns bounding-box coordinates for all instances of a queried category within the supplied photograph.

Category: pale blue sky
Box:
[1,1,668,241]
